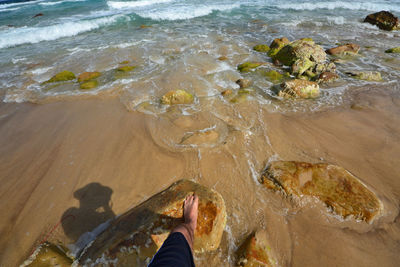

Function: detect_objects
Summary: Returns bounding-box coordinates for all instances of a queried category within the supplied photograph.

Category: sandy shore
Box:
[1,86,399,266]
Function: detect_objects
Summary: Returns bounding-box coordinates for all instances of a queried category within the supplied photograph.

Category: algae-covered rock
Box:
[326,43,360,56]
[317,71,339,83]
[364,11,400,31]
[119,60,130,64]
[80,80,98,90]
[236,78,252,88]
[238,62,265,72]
[260,161,383,223]
[385,47,400,53]
[23,242,73,267]
[117,65,136,72]
[221,89,233,96]
[264,70,284,83]
[77,71,101,83]
[44,71,75,84]
[253,44,270,53]
[230,88,255,103]
[346,71,383,81]
[161,90,194,105]
[278,79,320,99]
[78,179,227,264]
[237,230,276,267]
[267,37,290,57]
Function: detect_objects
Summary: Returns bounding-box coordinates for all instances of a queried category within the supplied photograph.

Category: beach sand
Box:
[0,86,399,266]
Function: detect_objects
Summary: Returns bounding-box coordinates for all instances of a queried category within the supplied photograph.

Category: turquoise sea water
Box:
[0,0,399,108]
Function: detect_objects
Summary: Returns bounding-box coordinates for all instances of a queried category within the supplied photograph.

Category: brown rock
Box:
[278,79,320,99]
[260,161,383,223]
[79,180,227,264]
[237,230,276,267]
[236,78,252,88]
[221,89,233,96]
[326,43,360,56]
[33,13,43,18]
[77,71,101,83]
[22,242,73,267]
[364,11,400,31]
[317,71,339,83]
[218,56,228,61]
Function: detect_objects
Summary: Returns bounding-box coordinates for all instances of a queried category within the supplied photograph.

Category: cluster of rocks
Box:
[42,61,136,90]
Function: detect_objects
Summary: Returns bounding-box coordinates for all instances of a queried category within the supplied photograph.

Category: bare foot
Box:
[183,194,198,233]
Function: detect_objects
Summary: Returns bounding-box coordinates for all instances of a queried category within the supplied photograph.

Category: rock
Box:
[236,78,252,88]
[43,71,75,84]
[326,43,360,56]
[264,70,284,83]
[267,37,290,57]
[117,65,136,72]
[272,59,282,67]
[230,88,255,103]
[237,230,276,267]
[278,79,320,99]
[180,130,219,145]
[237,62,265,72]
[253,44,270,53]
[316,71,339,83]
[221,89,233,96]
[385,47,400,53]
[33,13,43,18]
[346,71,383,81]
[260,161,383,223]
[77,71,101,83]
[218,56,228,61]
[364,11,400,31]
[80,80,98,90]
[78,180,227,264]
[140,25,152,29]
[161,90,194,105]
[119,60,130,64]
[23,242,73,267]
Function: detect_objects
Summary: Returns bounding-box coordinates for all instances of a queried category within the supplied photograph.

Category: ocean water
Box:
[0,0,399,111]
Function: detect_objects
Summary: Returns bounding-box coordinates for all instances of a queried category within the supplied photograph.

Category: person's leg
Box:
[148,194,198,267]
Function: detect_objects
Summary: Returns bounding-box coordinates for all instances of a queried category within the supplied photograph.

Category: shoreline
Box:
[1,87,399,266]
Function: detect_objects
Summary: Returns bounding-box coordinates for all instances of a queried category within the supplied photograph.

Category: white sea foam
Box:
[276,1,400,12]
[30,66,52,75]
[0,0,44,10]
[135,3,240,20]
[107,0,173,9]
[0,15,126,49]
[0,6,19,12]
[39,0,86,6]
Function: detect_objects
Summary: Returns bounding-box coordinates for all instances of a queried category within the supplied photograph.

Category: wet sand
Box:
[0,87,399,266]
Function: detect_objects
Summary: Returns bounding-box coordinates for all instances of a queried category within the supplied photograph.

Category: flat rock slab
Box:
[237,230,276,267]
[260,161,383,223]
[79,179,227,265]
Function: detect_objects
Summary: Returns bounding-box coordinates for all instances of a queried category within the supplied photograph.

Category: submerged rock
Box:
[253,44,270,53]
[278,79,320,99]
[119,60,130,64]
[180,130,219,145]
[79,180,227,264]
[77,71,101,83]
[218,56,228,61]
[317,71,339,83]
[221,89,233,96]
[364,11,400,31]
[260,161,383,223]
[161,90,194,105]
[385,47,400,53]
[23,242,73,267]
[326,43,360,56]
[117,65,136,72]
[267,37,290,57]
[346,71,383,81]
[236,78,252,88]
[43,71,75,84]
[80,80,98,90]
[237,62,265,72]
[237,230,276,267]
[263,70,284,83]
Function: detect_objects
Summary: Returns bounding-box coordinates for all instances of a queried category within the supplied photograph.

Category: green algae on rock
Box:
[119,60,130,64]
[316,71,339,84]
[385,47,400,53]
[253,44,270,53]
[22,242,73,267]
[80,80,98,90]
[260,161,383,223]
[326,43,360,56]
[43,70,75,84]
[237,230,276,267]
[263,70,284,83]
[346,71,383,82]
[278,79,320,99]
[267,37,290,57]
[364,11,400,31]
[237,62,265,72]
[161,89,194,105]
[78,179,227,264]
[77,71,101,83]
[117,65,136,72]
